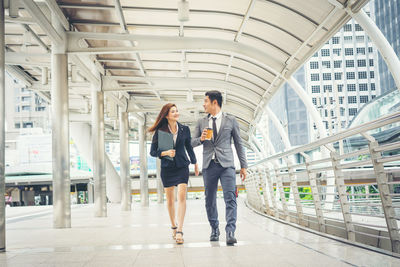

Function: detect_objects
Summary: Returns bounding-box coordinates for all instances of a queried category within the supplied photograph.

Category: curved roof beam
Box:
[66,32,283,75]
[60,3,309,42]
[102,76,262,104]
[69,21,292,58]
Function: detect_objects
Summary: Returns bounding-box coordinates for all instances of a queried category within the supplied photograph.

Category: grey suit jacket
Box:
[191,112,248,169]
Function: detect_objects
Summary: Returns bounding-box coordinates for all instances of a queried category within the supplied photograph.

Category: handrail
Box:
[250,111,400,168]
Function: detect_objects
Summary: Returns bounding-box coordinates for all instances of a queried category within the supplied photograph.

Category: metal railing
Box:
[245,111,400,253]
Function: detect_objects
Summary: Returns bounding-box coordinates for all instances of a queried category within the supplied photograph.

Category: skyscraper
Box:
[374,0,400,93]
[305,3,381,133]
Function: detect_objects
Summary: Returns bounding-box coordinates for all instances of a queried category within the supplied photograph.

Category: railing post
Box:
[274,165,289,221]
[266,165,279,218]
[258,166,271,215]
[287,158,304,226]
[367,139,400,253]
[304,157,326,233]
[330,151,355,242]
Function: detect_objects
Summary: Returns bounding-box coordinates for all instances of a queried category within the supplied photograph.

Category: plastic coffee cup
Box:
[205,128,213,140]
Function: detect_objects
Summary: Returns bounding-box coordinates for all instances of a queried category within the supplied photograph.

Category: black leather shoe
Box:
[226,231,237,245]
[210,228,220,241]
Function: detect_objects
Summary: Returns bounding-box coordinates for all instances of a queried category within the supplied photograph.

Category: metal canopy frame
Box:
[4,0,370,143]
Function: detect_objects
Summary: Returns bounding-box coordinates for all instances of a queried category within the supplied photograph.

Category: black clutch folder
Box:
[158,130,174,161]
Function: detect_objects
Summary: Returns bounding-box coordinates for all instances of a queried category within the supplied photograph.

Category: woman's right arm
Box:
[150,131,162,158]
[150,131,175,158]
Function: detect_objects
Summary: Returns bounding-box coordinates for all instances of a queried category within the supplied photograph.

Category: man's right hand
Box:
[200,128,208,142]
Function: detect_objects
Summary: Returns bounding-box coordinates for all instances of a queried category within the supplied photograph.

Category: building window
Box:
[340,108,345,116]
[360,95,369,103]
[334,61,342,68]
[322,61,331,68]
[35,106,46,112]
[344,24,352,32]
[332,37,340,44]
[339,96,344,104]
[334,73,342,80]
[337,84,343,92]
[345,48,354,56]
[372,95,376,99]
[346,60,354,68]
[15,123,21,129]
[359,83,368,91]
[22,106,31,111]
[323,73,331,80]
[371,83,376,90]
[370,71,374,79]
[323,85,332,92]
[355,24,363,31]
[356,48,365,55]
[347,84,356,91]
[333,48,341,56]
[311,74,320,81]
[369,59,374,66]
[312,98,317,105]
[311,85,320,93]
[346,72,355,79]
[15,106,20,112]
[358,71,367,79]
[349,108,358,116]
[348,96,357,104]
[357,59,366,67]
[344,36,353,44]
[368,47,373,53]
[21,96,31,102]
[23,122,33,128]
[310,62,319,69]
[313,52,318,57]
[356,36,365,43]
[321,49,330,57]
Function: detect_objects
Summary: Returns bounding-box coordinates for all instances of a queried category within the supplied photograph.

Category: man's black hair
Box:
[205,90,223,108]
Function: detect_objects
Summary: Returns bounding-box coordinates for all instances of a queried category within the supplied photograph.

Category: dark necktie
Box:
[212,117,218,141]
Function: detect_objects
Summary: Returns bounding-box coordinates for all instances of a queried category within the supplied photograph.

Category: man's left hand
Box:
[240,168,247,181]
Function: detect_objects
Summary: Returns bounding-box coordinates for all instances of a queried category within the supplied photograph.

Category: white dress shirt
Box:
[168,123,178,146]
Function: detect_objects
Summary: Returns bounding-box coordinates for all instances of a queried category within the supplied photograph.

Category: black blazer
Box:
[150,122,197,169]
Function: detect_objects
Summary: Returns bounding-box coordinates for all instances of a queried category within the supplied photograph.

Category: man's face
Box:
[203,96,213,113]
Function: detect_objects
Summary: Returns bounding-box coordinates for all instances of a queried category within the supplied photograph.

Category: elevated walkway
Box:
[2,198,400,266]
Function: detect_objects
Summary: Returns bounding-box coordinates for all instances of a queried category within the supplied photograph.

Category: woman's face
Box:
[166,106,179,122]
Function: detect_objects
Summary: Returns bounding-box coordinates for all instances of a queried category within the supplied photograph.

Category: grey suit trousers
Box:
[203,161,237,233]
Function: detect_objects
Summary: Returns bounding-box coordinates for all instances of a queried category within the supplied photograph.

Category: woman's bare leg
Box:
[176,183,188,234]
[165,186,176,228]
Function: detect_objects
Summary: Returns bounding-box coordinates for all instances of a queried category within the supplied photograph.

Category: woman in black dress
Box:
[149,103,199,244]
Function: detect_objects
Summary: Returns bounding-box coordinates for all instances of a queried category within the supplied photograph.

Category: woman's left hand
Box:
[194,163,199,176]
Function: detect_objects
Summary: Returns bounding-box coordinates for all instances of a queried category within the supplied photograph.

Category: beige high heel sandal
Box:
[171,226,177,239]
[175,231,184,244]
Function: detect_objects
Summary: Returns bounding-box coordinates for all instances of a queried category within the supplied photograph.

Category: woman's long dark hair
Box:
[148,103,176,133]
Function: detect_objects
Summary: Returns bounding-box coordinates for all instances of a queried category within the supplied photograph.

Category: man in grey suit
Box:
[192,90,247,245]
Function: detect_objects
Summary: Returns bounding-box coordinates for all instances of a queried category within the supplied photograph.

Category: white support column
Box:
[156,158,164,204]
[287,77,336,209]
[92,89,107,217]
[139,116,149,207]
[0,0,6,251]
[120,111,131,211]
[287,77,328,139]
[51,14,71,228]
[348,9,400,91]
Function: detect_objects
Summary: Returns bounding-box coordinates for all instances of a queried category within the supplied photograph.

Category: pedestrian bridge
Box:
[1,0,400,265]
